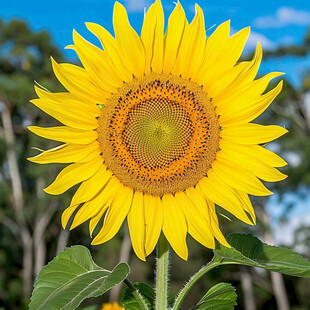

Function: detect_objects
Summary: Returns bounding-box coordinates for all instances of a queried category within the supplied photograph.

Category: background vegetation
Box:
[0,18,309,310]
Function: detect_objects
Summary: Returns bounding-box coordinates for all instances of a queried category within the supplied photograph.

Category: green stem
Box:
[155,233,170,310]
[172,255,222,310]
[124,279,149,310]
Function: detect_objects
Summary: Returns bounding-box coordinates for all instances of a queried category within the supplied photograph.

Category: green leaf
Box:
[79,306,97,310]
[215,233,310,277]
[193,283,237,310]
[122,282,154,310]
[29,245,130,310]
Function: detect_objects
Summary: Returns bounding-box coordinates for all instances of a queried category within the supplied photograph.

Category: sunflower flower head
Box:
[28,0,287,261]
[101,302,124,310]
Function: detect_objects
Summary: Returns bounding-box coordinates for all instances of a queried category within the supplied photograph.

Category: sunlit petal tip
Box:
[194,3,203,14]
[154,0,162,7]
[279,126,289,136]
[221,239,231,248]
[281,173,288,180]
[90,239,100,246]
[274,72,285,78]
[114,1,125,12]
[27,126,36,133]
[72,29,85,44]
[27,155,41,163]
[256,41,262,54]
[50,56,57,66]
[251,217,257,225]
[43,185,58,195]
[64,44,74,50]
[84,22,94,29]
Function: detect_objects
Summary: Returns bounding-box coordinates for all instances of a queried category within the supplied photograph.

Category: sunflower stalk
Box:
[155,233,170,310]
[172,255,222,310]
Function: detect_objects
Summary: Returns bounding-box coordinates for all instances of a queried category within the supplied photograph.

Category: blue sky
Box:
[2,0,310,86]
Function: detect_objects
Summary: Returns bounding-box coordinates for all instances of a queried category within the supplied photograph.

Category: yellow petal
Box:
[71,30,122,90]
[201,26,250,87]
[44,156,103,195]
[92,186,133,244]
[216,71,283,110]
[67,45,117,95]
[70,176,120,231]
[150,0,164,73]
[73,177,124,235]
[206,62,249,98]
[221,123,288,144]
[186,187,229,246]
[175,191,215,248]
[219,140,287,182]
[127,191,146,261]
[35,87,100,114]
[85,22,132,82]
[212,156,272,196]
[30,98,100,130]
[113,2,145,77]
[191,20,230,83]
[61,205,78,229]
[28,126,97,144]
[217,43,263,96]
[85,177,125,236]
[89,207,107,237]
[163,2,186,74]
[219,80,283,125]
[51,58,108,103]
[144,194,163,256]
[162,194,188,260]
[141,2,156,75]
[213,26,250,75]
[75,147,102,163]
[28,141,100,164]
[172,4,205,79]
[232,189,256,224]
[252,145,287,167]
[69,165,112,207]
[197,174,253,225]
[70,202,102,230]
[205,199,230,247]
[141,0,164,74]
[185,187,211,223]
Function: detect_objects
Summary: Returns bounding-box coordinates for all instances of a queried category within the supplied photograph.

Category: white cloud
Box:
[125,0,149,13]
[254,7,310,28]
[246,30,275,50]
[273,212,310,253]
[283,151,302,167]
[230,27,274,51]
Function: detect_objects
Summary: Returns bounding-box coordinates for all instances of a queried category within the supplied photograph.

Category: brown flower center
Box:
[97,73,220,196]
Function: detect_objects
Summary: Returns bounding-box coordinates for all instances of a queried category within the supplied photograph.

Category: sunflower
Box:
[28,0,287,261]
[101,302,124,310]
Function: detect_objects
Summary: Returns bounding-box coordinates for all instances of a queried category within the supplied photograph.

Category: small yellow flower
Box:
[29,0,287,261]
[101,302,124,310]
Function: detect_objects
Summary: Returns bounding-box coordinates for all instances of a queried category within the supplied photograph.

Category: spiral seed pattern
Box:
[97,73,220,196]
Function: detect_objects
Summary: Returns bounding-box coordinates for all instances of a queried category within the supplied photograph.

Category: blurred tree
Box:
[0,18,66,309]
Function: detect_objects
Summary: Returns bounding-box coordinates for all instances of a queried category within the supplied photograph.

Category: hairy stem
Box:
[172,255,222,310]
[155,233,170,310]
